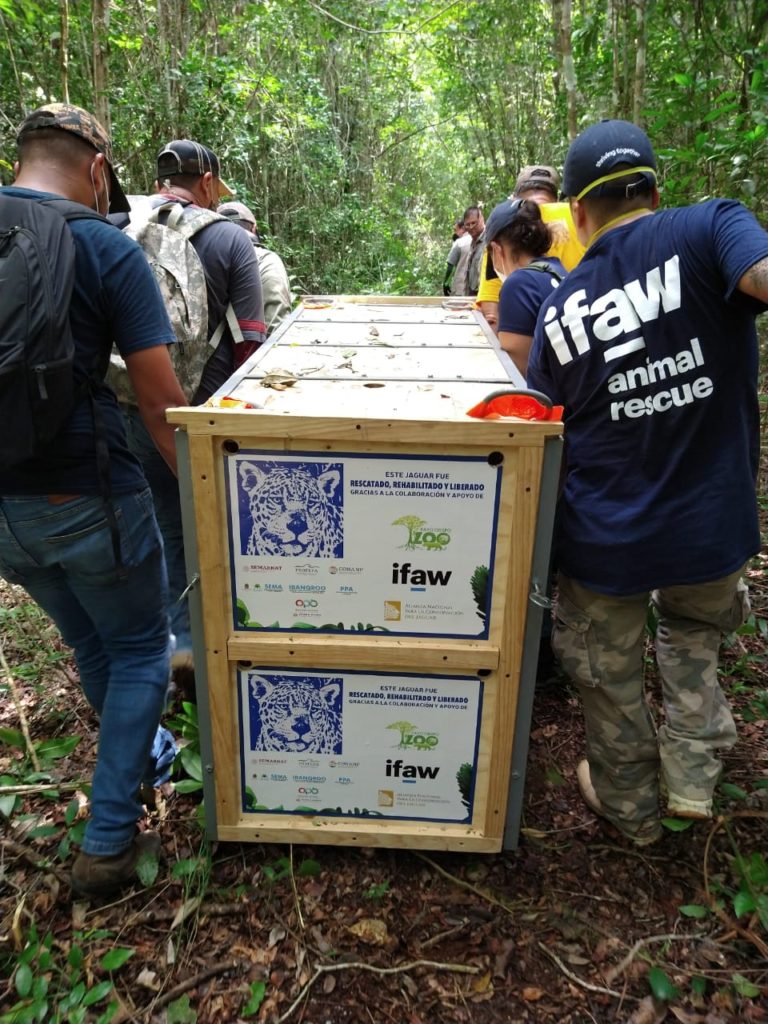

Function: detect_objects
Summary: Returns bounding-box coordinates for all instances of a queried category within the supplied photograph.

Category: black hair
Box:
[18,127,96,166]
[492,200,551,259]
[157,172,205,190]
[463,205,481,221]
[579,165,654,218]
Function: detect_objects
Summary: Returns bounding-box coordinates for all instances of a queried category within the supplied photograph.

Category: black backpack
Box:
[0,194,108,469]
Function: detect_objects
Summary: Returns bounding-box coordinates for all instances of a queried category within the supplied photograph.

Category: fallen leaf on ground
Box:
[348,917,388,945]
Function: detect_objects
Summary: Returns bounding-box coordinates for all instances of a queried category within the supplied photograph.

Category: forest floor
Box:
[1,560,767,1024]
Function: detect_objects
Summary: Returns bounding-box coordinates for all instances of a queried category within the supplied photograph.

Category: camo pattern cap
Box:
[17,102,130,213]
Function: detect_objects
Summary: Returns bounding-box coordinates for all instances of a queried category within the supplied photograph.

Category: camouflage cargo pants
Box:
[552,568,749,831]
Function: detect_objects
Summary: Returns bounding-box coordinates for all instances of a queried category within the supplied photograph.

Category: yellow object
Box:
[475,202,585,304]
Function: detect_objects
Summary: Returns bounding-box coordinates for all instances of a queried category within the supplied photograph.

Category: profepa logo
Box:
[392,515,451,552]
[387,721,439,750]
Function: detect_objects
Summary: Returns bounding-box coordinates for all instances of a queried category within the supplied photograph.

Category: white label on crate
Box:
[238,668,482,822]
[225,451,501,638]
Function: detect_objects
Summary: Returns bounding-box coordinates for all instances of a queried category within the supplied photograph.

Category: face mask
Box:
[490,246,508,284]
[90,162,110,216]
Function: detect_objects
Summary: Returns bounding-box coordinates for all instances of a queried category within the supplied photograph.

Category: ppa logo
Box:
[386,721,439,750]
[392,515,451,551]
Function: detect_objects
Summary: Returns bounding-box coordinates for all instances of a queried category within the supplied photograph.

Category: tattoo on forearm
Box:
[744,256,768,298]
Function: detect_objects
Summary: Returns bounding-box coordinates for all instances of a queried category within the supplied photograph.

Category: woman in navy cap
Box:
[483,198,567,377]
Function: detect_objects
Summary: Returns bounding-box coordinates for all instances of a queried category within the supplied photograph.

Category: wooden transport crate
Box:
[168,296,562,852]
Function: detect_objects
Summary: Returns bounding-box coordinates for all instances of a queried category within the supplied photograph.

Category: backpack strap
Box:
[209,303,243,351]
[526,259,564,282]
[38,199,126,579]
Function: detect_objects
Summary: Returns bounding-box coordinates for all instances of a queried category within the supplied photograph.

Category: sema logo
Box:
[392,515,451,551]
[386,721,439,750]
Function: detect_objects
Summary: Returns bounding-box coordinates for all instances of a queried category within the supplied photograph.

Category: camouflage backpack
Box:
[108,200,241,404]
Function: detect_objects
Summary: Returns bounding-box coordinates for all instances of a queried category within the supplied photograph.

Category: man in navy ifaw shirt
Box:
[527,119,768,846]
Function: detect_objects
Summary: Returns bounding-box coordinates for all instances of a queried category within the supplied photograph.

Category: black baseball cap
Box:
[156,140,233,197]
[17,102,130,213]
[562,120,657,200]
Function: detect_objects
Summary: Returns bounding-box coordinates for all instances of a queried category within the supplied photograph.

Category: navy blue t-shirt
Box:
[0,187,176,496]
[527,200,768,594]
[497,257,566,337]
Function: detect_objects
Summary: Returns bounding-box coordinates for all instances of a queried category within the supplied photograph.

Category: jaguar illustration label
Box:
[226,451,501,639]
[239,669,483,822]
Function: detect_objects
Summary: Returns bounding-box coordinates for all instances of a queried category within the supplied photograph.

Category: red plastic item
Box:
[467,390,563,421]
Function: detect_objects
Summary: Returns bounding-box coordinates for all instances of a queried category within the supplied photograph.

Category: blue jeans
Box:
[123,408,191,656]
[0,489,170,856]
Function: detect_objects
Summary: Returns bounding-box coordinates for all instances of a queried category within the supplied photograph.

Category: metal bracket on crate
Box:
[529,577,552,610]
[177,573,200,603]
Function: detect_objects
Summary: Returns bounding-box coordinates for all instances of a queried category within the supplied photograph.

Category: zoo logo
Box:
[392,515,451,551]
[386,720,439,751]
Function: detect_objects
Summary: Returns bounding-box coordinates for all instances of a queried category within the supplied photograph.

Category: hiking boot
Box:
[71,830,161,898]
[576,759,662,847]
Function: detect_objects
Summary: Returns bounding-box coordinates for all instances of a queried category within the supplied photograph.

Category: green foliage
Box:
[3,0,767,299]
[262,854,321,883]
[364,880,391,902]
[167,701,204,795]
[647,965,679,1000]
[0,924,121,1024]
[241,981,267,1017]
[456,762,473,809]
[166,995,198,1023]
[470,566,488,622]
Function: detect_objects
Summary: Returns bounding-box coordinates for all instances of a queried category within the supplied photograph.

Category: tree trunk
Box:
[91,0,110,132]
[60,0,70,103]
[553,0,579,140]
[632,0,648,124]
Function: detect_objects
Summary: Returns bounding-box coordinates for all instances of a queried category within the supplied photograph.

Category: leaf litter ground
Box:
[1,562,767,1023]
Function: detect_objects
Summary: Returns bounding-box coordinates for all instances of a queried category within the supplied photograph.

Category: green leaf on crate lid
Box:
[661,817,695,832]
[647,966,679,1000]
[731,973,760,998]
[679,904,709,918]
[100,948,135,972]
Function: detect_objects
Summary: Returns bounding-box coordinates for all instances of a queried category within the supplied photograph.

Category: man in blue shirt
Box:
[0,104,187,895]
[527,119,768,845]
[115,142,267,689]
